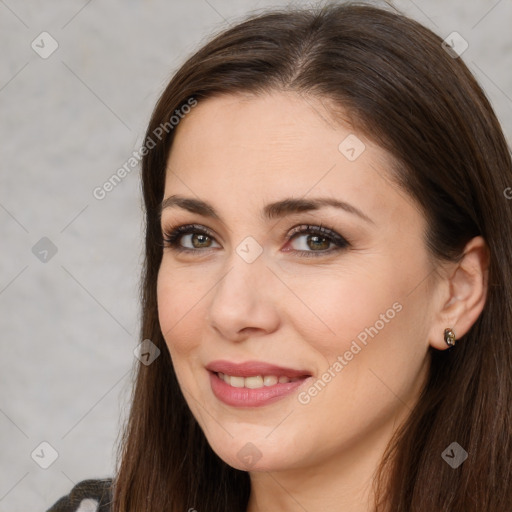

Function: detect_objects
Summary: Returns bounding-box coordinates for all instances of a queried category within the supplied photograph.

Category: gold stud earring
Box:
[444,328,456,347]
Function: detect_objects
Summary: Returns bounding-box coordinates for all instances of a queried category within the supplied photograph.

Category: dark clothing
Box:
[47,479,113,512]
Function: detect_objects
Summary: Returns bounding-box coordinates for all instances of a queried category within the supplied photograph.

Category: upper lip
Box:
[206,360,311,379]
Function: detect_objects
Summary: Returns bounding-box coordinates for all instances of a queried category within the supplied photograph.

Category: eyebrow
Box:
[160,194,374,224]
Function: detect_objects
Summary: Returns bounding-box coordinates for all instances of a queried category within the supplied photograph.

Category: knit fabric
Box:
[46,479,113,512]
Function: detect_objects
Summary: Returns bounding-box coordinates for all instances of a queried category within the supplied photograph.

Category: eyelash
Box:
[161,223,349,258]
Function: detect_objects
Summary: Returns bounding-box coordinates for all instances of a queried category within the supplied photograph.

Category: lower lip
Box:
[209,371,311,408]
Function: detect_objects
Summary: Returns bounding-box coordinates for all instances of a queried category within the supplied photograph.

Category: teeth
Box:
[245,376,263,389]
[217,372,301,389]
[230,376,245,388]
[263,375,278,386]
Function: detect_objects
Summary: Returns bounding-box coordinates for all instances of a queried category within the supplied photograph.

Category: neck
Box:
[245,407,405,512]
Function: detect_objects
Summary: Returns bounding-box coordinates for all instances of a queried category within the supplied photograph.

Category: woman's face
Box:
[157,91,437,474]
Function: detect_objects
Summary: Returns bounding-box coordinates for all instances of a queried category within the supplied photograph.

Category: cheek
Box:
[302,267,432,410]
[292,276,429,443]
[295,256,432,397]
[156,262,206,357]
[287,266,404,357]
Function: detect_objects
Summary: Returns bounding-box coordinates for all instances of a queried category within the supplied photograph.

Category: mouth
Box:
[206,360,312,407]
[215,372,305,388]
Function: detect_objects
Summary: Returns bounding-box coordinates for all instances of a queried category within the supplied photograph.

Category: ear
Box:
[429,236,489,350]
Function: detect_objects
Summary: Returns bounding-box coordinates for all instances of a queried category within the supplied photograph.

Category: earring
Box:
[444,328,456,347]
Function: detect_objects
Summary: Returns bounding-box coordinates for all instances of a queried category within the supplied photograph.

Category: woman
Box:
[48,2,512,511]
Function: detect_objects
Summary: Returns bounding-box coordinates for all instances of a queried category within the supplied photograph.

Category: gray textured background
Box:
[1,0,511,510]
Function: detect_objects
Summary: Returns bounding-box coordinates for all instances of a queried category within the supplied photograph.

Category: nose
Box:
[206,254,280,341]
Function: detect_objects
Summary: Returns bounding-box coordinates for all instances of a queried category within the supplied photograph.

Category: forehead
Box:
[169,92,349,158]
[167,93,379,182]
[163,92,419,230]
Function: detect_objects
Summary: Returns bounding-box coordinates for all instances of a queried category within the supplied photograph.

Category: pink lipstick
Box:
[206,360,312,407]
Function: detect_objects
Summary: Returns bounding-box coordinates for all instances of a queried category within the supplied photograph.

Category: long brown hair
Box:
[113,3,512,510]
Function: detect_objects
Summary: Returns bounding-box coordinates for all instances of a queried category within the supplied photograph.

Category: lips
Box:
[205,360,311,379]
[206,360,312,407]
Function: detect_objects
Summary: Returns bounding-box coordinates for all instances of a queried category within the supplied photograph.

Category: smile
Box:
[217,372,303,388]
[209,371,311,407]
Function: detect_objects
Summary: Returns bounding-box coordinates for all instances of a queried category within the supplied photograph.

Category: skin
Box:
[157,91,488,512]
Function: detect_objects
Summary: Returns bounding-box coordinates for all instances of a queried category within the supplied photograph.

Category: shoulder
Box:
[46,479,113,512]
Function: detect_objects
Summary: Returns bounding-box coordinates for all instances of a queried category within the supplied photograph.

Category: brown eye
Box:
[188,233,213,248]
[290,233,332,251]
[162,224,221,253]
[286,224,349,258]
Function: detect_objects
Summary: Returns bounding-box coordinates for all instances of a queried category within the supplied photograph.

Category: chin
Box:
[205,434,300,473]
